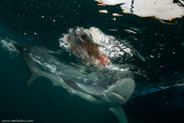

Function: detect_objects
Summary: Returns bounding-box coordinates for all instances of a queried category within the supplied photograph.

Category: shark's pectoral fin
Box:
[25,73,39,87]
[109,107,128,123]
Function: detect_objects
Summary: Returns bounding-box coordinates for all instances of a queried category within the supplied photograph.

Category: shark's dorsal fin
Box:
[109,107,128,123]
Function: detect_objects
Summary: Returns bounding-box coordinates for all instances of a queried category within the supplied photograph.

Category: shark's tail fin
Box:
[109,107,128,123]
[13,43,42,87]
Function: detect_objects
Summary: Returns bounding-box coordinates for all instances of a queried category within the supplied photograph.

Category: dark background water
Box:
[0,0,184,123]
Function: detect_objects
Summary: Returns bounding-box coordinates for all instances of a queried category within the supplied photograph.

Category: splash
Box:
[59,27,142,71]
[60,27,109,69]
[0,39,17,53]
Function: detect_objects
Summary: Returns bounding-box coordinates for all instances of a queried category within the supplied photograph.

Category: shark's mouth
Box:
[111,91,127,100]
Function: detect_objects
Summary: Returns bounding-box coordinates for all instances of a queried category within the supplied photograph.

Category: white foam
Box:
[59,27,140,71]
[0,39,17,53]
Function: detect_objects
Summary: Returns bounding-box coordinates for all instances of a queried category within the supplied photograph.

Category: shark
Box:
[13,43,135,123]
[12,27,141,123]
[11,26,183,123]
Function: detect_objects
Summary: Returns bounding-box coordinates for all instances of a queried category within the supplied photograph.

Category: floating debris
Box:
[112,18,116,21]
[124,29,137,34]
[34,32,37,35]
[99,10,108,13]
[95,0,124,5]
[112,13,122,16]
[109,29,119,32]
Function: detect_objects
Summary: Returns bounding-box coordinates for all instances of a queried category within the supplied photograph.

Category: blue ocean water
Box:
[0,0,184,123]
